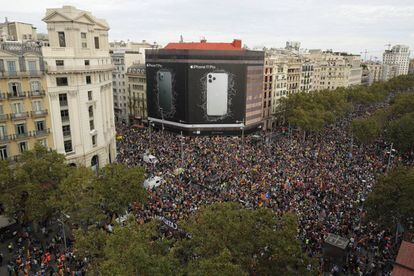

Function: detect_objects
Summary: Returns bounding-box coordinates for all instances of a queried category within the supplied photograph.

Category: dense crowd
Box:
[1,219,85,275]
[116,103,405,275]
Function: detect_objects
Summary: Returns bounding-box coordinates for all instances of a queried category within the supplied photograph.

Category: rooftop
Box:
[392,241,414,276]
[164,39,243,51]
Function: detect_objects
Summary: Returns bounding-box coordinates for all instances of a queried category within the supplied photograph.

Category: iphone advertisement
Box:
[146,62,247,124]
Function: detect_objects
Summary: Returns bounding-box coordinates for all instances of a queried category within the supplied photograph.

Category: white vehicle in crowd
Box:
[143,153,159,164]
[143,176,164,189]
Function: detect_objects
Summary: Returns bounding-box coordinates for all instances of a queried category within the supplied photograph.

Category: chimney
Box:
[232,39,242,49]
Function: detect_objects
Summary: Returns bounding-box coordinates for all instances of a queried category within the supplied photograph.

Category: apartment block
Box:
[42,5,116,169]
[0,42,53,160]
[383,45,410,77]
[126,64,147,125]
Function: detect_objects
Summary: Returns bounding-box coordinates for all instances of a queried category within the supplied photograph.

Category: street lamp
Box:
[159,108,165,133]
[386,143,396,172]
[236,119,245,156]
[57,212,70,252]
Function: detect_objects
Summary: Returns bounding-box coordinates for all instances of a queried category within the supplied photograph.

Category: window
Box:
[16,123,26,135]
[59,93,68,107]
[92,135,97,147]
[88,91,93,101]
[62,125,71,137]
[58,32,66,47]
[9,82,22,96]
[94,37,100,49]
[38,139,47,147]
[30,81,41,92]
[89,119,94,131]
[86,75,91,84]
[7,61,16,73]
[81,32,87,39]
[28,61,37,73]
[85,60,90,66]
[56,77,68,86]
[56,60,64,66]
[36,120,45,131]
[0,125,6,139]
[82,42,87,49]
[0,146,8,160]
[11,102,24,114]
[64,140,72,153]
[19,141,27,153]
[88,106,93,117]
[61,110,69,122]
[32,100,43,112]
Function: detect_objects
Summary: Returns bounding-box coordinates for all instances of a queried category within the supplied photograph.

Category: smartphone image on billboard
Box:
[157,70,172,113]
[206,72,228,116]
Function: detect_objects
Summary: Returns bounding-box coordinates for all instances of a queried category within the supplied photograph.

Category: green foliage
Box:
[0,144,69,223]
[97,164,147,216]
[351,117,381,144]
[366,167,414,231]
[92,221,179,275]
[387,112,414,152]
[75,203,314,275]
[174,202,314,275]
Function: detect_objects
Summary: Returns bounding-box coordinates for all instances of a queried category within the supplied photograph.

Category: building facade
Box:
[42,5,116,169]
[110,43,152,123]
[383,45,410,77]
[409,59,414,74]
[126,64,147,124]
[0,42,53,160]
[0,19,37,42]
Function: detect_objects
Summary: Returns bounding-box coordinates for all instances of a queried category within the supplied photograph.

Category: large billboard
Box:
[146,62,247,124]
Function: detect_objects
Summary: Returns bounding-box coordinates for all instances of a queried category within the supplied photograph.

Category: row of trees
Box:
[279,74,414,136]
[0,145,314,274]
[351,92,414,152]
[74,203,315,275]
[0,144,147,228]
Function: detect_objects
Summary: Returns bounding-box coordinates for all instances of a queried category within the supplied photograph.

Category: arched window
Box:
[91,155,99,172]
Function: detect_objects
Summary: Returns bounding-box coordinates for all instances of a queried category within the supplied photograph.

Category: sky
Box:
[1,0,413,59]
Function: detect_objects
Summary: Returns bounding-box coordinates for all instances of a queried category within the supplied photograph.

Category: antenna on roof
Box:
[180,35,184,43]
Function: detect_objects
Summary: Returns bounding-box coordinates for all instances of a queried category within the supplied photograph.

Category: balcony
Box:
[47,64,114,74]
[7,91,26,100]
[10,112,29,121]
[31,109,48,118]
[0,71,43,78]
[29,90,46,98]
[31,128,50,137]
[14,132,29,140]
[0,114,9,122]
[0,134,12,142]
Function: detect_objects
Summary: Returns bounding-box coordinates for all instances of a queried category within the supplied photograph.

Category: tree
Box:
[351,117,381,144]
[90,221,179,275]
[174,202,314,275]
[387,112,414,153]
[0,144,69,223]
[56,166,104,227]
[366,167,414,231]
[97,164,147,217]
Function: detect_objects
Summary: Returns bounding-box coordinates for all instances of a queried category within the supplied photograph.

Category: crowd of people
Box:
[1,219,86,275]
[116,103,408,275]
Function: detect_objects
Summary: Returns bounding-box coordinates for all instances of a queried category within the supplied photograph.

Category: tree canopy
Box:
[366,166,414,231]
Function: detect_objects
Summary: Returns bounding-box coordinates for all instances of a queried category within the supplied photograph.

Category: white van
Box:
[143,153,159,164]
[143,176,164,189]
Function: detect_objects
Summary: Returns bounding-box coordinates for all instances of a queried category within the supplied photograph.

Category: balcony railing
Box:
[31,109,48,117]
[47,64,114,73]
[10,112,29,121]
[0,71,44,78]
[0,134,12,142]
[7,92,26,99]
[31,128,50,137]
[28,90,46,98]
[0,114,8,122]
[14,132,29,140]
